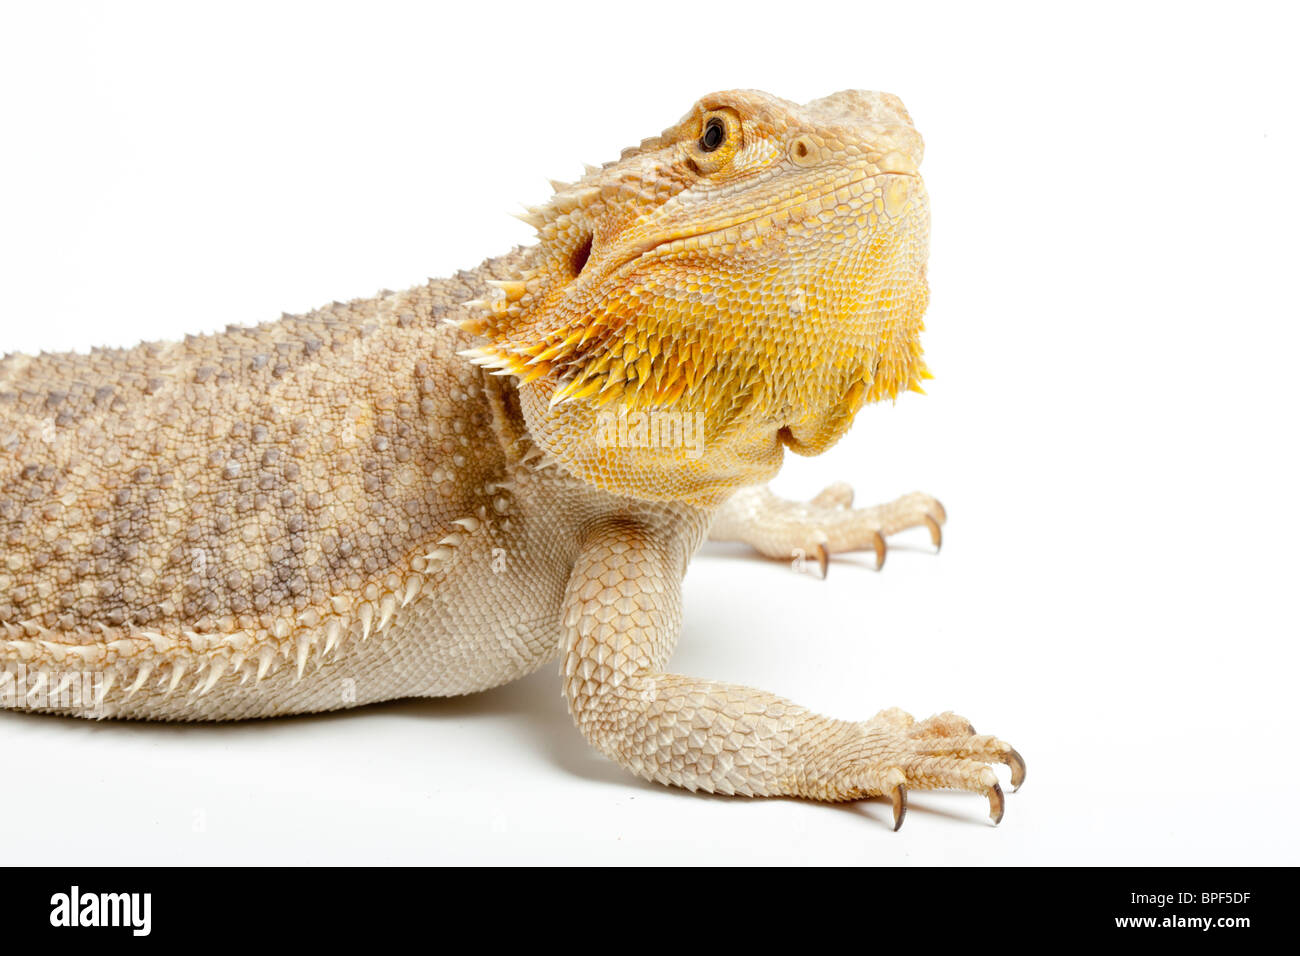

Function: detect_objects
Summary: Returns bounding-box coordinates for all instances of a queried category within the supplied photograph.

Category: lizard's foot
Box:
[819,707,1026,830]
[709,484,946,575]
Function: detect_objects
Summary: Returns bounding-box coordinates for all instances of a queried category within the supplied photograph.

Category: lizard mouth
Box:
[609,164,919,280]
[611,166,897,271]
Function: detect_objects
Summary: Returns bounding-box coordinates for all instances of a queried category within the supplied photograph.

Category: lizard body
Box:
[1,90,1022,826]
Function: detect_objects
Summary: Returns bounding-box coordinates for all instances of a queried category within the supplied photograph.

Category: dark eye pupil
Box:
[700,118,725,152]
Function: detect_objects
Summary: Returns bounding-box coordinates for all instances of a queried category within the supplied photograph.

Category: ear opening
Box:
[570,232,593,277]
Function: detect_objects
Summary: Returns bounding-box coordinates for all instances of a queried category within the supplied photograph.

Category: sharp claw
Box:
[891,783,908,831]
[1006,748,1026,792]
[816,543,830,579]
[931,499,948,524]
[923,514,942,551]
[988,782,1005,825]
[870,530,886,571]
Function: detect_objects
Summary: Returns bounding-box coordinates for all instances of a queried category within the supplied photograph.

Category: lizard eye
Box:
[699,117,726,152]
[687,108,741,174]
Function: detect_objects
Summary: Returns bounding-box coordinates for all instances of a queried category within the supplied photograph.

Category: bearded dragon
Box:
[0,89,1023,829]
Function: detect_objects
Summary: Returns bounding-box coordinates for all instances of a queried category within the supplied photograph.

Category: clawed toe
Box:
[711,484,945,574]
[857,709,1025,829]
[819,488,944,567]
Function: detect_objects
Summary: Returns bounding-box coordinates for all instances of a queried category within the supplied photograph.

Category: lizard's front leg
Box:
[709,484,947,574]
[561,519,1024,828]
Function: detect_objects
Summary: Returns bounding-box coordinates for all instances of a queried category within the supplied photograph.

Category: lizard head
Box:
[459,89,931,507]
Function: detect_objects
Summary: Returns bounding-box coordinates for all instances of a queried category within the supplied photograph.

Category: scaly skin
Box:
[1,89,1022,828]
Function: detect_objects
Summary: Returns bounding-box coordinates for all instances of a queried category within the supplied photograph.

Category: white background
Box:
[1,1,1296,865]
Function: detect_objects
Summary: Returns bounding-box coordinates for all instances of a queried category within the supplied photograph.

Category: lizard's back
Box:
[0,249,613,718]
